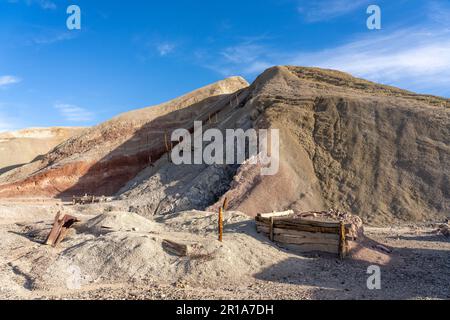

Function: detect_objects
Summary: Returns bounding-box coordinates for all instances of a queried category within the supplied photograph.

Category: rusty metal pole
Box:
[218,207,223,242]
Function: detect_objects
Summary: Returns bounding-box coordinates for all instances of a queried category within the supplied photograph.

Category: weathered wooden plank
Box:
[257,219,339,234]
[162,240,188,256]
[269,217,274,241]
[45,212,62,246]
[279,242,339,254]
[273,222,339,234]
[274,234,339,246]
[257,215,348,229]
[258,226,340,240]
[258,210,294,219]
[45,212,79,247]
[275,218,342,228]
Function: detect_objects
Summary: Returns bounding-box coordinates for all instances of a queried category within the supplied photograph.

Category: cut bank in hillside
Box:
[0,66,448,224]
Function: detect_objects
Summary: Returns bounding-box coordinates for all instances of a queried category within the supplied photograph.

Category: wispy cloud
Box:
[426,1,450,27]
[199,24,450,96]
[0,104,21,132]
[30,29,77,45]
[156,42,176,56]
[0,76,21,88]
[7,0,56,10]
[297,0,370,22]
[54,104,94,122]
[0,118,17,133]
[200,38,274,76]
[289,28,450,92]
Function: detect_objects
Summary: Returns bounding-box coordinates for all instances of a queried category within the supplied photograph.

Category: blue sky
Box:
[0,0,449,131]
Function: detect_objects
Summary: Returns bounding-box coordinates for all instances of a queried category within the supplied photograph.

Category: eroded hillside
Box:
[0,66,448,224]
[0,127,86,174]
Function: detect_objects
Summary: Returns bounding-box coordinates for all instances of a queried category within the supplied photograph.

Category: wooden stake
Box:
[338,221,346,259]
[222,197,228,211]
[218,207,223,242]
[164,131,172,162]
[269,217,274,242]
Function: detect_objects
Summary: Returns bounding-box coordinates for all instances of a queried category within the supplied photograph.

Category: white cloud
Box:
[54,104,94,122]
[202,42,274,77]
[7,0,56,10]
[156,42,176,56]
[297,0,370,22]
[201,25,450,96]
[32,32,76,45]
[0,76,21,88]
[289,28,450,92]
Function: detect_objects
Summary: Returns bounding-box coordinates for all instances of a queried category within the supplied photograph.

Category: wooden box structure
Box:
[72,194,108,205]
[255,211,351,258]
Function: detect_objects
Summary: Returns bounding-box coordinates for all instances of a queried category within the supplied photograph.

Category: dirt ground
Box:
[0,199,448,300]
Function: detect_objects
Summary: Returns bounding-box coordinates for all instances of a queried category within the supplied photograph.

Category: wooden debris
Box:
[222,197,228,211]
[375,244,393,254]
[162,240,204,257]
[45,212,79,247]
[72,194,107,205]
[162,240,189,256]
[258,210,294,219]
[269,217,274,242]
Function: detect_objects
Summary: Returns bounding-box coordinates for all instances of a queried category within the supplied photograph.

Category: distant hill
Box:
[0,127,86,174]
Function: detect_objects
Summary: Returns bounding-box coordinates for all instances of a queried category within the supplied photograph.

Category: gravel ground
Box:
[0,201,449,300]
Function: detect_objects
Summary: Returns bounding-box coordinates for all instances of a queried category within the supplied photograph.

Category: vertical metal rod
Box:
[218,207,223,242]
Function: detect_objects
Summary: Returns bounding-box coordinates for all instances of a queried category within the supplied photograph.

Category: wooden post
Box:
[222,197,228,211]
[218,207,223,242]
[164,131,172,162]
[269,217,274,242]
[338,221,346,259]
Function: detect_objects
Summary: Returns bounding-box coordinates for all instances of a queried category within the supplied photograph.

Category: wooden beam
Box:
[339,221,347,259]
[45,212,79,247]
[258,210,294,219]
[162,240,188,256]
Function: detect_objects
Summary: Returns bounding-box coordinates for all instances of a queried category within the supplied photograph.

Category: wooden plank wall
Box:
[255,214,350,258]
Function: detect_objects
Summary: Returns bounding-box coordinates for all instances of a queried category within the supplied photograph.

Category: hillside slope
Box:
[121,66,449,224]
[0,127,85,174]
[0,67,448,224]
[0,77,249,197]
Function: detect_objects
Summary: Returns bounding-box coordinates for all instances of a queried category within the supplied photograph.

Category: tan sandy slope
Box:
[0,127,86,174]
